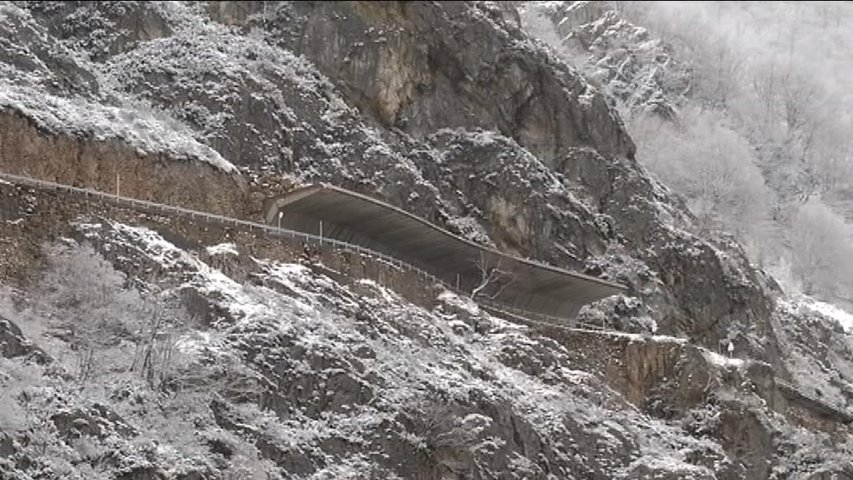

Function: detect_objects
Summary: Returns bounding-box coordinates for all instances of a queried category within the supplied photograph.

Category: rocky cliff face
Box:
[8,1,778,355]
[0,1,851,479]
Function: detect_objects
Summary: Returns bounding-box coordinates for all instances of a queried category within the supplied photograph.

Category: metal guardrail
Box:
[0,171,593,329]
[477,298,606,331]
[0,171,447,283]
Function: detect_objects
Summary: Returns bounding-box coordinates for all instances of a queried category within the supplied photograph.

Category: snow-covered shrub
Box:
[788,199,853,298]
[628,108,771,243]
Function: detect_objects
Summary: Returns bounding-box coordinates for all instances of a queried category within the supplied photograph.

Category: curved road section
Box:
[0,171,623,323]
[265,184,626,320]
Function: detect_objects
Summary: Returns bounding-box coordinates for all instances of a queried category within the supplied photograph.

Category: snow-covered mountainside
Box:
[525,0,853,305]
[0,2,852,478]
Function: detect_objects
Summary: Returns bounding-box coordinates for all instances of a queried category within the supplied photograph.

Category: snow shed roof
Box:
[265,184,626,320]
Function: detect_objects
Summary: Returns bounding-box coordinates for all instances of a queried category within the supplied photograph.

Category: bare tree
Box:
[780,70,817,134]
[751,59,780,128]
[692,36,744,106]
[130,301,185,390]
[470,252,516,300]
[37,243,146,382]
[35,242,192,386]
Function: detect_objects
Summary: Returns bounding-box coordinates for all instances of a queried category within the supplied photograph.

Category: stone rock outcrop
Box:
[0,315,43,360]
[282,1,635,164]
[530,1,692,119]
[0,110,250,218]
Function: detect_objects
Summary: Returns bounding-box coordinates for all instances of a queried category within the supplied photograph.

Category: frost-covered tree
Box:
[470,252,515,300]
[37,243,146,380]
[27,242,198,388]
[629,108,770,241]
[525,1,853,300]
[788,199,853,298]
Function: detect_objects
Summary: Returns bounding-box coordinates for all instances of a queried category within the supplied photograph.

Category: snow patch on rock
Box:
[205,243,238,256]
[0,83,237,173]
[800,297,853,333]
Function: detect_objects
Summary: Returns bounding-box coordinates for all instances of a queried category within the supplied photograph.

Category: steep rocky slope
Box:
[4,0,777,357]
[2,175,852,479]
[0,1,851,479]
[524,0,853,471]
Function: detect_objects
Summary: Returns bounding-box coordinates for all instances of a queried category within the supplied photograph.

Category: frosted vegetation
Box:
[523,1,853,308]
[0,221,735,478]
[0,2,237,173]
